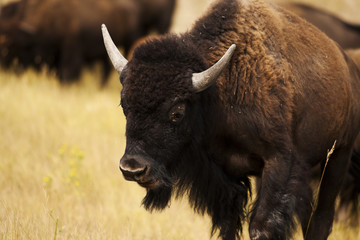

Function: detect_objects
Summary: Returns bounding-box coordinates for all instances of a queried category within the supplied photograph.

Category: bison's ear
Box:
[101,24,128,75]
[192,44,236,92]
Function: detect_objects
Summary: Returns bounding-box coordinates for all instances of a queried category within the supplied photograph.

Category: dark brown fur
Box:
[116,0,360,239]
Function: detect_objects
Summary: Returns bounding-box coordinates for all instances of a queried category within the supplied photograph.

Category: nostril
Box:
[119,158,145,172]
[120,165,147,181]
[119,156,148,181]
[133,166,147,179]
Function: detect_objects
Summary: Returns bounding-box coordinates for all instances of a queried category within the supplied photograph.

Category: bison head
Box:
[102,24,236,210]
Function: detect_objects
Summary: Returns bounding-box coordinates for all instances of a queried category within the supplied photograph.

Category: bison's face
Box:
[118,62,196,190]
[118,57,203,210]
[115,43,235,192]
[120,101,190,189]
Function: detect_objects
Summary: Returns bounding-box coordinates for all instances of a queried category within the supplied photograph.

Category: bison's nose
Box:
[119,155,148,182]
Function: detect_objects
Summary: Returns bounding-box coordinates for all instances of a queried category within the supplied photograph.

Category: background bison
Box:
[0,0,176,85]
[135,0,176,36]
[279,2,360,49]
[347,48,360,67]
[103,0,360,239]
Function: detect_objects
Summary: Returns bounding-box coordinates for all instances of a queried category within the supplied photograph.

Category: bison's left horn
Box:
[192,44,236,92]
[101,24,128,74]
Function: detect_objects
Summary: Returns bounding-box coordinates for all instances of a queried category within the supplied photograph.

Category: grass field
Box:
[1,0,360,239]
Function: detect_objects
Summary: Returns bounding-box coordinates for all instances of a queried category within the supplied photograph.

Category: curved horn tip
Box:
[101,24,108,34]
[192,44,237,92]
[101,23,128,74]
[224,44,236,58]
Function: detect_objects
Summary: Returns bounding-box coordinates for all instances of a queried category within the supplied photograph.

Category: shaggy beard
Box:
[141,163,175,211]
[140,138,251,238]
[142,185,173,211]
[175,143,251,239]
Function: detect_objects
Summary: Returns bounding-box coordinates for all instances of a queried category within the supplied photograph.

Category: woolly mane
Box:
[141,134,251,239]
[175,143,251,238]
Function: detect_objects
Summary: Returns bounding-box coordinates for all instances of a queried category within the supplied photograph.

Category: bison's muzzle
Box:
[120,154,159,188]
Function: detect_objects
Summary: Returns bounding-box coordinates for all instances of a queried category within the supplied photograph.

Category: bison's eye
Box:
[169,103,186,124]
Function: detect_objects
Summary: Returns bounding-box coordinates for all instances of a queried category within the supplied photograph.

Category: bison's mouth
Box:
[138,179,160,189]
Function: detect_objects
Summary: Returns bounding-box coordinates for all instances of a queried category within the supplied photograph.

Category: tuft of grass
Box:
[49,210,59,240]
[305,140,336,238]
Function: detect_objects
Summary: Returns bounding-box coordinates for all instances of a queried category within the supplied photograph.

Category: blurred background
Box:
[0,0,359,239]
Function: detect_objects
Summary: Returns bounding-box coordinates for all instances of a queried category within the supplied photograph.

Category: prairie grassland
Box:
[1,0,360,239]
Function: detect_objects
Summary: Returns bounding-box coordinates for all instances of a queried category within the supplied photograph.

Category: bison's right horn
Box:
[192,44,236,92]
[101,24,128,74]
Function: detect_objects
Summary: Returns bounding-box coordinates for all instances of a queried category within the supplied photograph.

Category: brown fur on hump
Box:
[188,0,353,148]
[188,1,291,127]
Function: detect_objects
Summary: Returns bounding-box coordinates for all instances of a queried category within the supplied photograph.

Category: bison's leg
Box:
[253,163,313,238]
[248,152,297,240]
[305,147,351,240]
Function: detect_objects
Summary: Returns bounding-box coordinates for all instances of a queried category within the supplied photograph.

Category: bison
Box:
[0,0,176,85]
[0,0,140,84]
[102,0,360,239]
[0,0,36,70]
[279,2,360,49]
[135,0,176,36]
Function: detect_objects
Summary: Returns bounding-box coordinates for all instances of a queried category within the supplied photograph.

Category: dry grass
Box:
[1,0,360,239]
